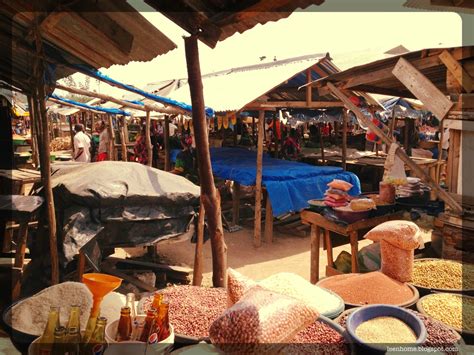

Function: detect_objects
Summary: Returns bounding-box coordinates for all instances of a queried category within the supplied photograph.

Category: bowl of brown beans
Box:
[346,305,427,354]
[410,259,474,297]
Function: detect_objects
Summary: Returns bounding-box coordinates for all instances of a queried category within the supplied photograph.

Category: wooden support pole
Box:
[306,68,312,106]
[252,116,256,146]
[327,82,463,214]
[342,109,348,171]
[145,111,152,167]
[184,34,227,288]
[164,115,171,171]
[254,110,265,248]
[68,115,75,154]
[310,225,320,284]
[193,201,205,286]
[319,131,325,165]
[28,95,39,167]
[33,25,59,285]
[232,182,240,226]
[264,193,273,244]
[119,117,127,162]
[404,117,410,152]
[107,115,115,161]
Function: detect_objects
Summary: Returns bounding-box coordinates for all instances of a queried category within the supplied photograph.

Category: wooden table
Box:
[0,169,41,195]
[301,209,404,284]
[0,195,44,300]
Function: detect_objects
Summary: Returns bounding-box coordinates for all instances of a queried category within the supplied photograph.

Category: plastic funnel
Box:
[82,273,122,316]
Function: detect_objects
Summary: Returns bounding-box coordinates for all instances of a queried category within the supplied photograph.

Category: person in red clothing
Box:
[133,126,148,165]
[283,128,301,159]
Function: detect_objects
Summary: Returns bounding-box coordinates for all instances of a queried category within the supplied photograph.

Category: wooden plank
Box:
[439,50,473,93]
[264,194,273,244]
[350,231,359,273]
[164,116,171,171]
[254,110,265,248]
[145,111,152,166]
[392,57,453,120]
[447,69,463,94]
[310,225,320,284]
[444,119,474,132]
[342,109,347,170]
[193,201,205,286]
[447,129,461,193]
[13,222,28,269]
[306,68,312,106]
[324,229,333,267]
[119,118,127,162]
[107,115,115,161]
[327,82,463,215]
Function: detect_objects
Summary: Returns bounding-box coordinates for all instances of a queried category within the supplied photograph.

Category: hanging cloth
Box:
[383,143,408,185]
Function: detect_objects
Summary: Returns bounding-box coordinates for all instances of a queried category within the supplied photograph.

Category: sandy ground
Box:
[118,213,433,286]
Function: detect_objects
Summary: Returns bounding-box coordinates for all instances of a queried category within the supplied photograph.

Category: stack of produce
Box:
[227,269,344,317]
[317,271,415,306]
[140,285,227,339]
[50,136,71,152]
[324,179,353,207]
[411,259,474,290]
[420,293,474,332]
[364,220,423,282]
[397,177,429,198]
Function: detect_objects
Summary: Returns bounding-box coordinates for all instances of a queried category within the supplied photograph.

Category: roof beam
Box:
[54,84,185,115]
[248,100,344,109]
[48,97,102,114]
[439,50,473,93]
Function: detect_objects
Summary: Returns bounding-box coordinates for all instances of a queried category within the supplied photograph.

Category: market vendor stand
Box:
[0,195,43,300]
[301,209,404,283]
[0,168,41,195]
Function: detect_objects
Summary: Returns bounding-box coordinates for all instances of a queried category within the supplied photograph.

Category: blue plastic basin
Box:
[346,304,427,354]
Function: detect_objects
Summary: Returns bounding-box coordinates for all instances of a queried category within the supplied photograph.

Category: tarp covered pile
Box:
[50,161,200,264]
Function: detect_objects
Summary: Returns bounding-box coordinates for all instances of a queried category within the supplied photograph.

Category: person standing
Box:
[133,126,148,165]
[73,124,91,162]
[97,121,110,161]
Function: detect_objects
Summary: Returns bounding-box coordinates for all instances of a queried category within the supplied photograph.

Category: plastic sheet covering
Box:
[209,148,360,216]
[50,93,131,116]
[50,161,200,263]
[73,65,215,117]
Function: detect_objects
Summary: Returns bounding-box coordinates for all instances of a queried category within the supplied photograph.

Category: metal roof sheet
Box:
[168,53,328,112]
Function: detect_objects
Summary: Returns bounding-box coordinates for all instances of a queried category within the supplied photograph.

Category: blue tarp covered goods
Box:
[172,147,361,216]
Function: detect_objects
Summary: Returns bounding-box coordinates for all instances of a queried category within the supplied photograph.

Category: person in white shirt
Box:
[73,124,91,162]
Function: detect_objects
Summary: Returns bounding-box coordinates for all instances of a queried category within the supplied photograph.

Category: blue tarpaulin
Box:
[73,65,214,117]
[174,147,361,216]
[50,93,131,116]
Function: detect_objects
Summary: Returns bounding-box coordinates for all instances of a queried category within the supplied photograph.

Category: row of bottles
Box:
[37,305,106,355]
[115,292,170,343]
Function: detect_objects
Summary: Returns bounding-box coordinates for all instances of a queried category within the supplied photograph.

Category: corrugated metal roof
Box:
[404,0,474,14]
[168,53,328,112]
[146,0,325,48]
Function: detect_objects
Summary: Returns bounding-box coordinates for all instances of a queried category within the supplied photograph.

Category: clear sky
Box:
[59,0,464,97]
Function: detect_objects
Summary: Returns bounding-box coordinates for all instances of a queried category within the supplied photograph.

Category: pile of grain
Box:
[337,309,461,354]
[143,285,227,338]
[11,282,93,335]
[421,293,474,331]
[355,317,416,343]
[412,259,474,290]
[318,272,414,306]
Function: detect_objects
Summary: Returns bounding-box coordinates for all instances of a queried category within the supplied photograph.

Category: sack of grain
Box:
[209,285,318,352]
[227,268,256,306]
[380,240,414,282]
[259,273,343,316]
[364,220,423,250]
